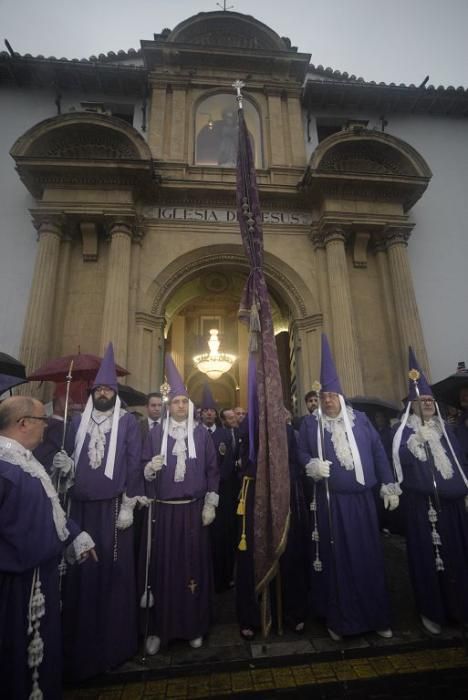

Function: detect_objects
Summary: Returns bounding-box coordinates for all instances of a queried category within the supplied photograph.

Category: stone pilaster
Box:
[51,230,73,357]
[100,220,132,368]
[266,90,286,166]
[19,217,64,383]
[322,227,364,395]
[384,228,430,378]
[134,313,166,393]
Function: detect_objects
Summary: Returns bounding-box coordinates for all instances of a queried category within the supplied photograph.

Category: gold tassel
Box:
[237,477,252,551]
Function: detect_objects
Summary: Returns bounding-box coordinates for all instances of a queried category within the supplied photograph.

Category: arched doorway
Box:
[137,244,320,414]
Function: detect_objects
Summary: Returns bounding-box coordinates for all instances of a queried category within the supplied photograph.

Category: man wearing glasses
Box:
[0,396,95,700]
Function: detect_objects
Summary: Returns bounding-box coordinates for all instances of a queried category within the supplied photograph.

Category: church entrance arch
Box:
[135,245,321,413]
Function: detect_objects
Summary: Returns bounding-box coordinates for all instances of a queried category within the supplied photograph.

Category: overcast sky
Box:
[1,0,466,87]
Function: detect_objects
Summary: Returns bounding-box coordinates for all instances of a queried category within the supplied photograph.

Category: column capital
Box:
[106,219,134,238]
[31,213,66,239]
[383,226,413,249]
[321,225,348,246]
[135,312,166,331]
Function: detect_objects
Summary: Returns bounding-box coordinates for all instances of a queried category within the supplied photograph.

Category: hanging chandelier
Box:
[193,329,236,380]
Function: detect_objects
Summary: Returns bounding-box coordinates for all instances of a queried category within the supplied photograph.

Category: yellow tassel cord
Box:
[237,476,253,551]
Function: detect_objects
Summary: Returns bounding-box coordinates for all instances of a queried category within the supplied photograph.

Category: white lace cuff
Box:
[380,483,402,498]
[65,531,96,564]
[121,493,138,509]
[204,491,219,507]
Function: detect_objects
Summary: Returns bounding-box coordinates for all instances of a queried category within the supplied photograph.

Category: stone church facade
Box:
[2,11,467,410]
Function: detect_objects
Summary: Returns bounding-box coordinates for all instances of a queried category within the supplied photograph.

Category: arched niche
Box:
[304,127,432,211]
[10,112,153,198]
[194,92,263,167]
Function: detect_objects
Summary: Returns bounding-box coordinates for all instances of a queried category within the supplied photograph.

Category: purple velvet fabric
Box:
[297,410,394,635]
[0,458,80,699]
[63,410,143,680]
[139,421,219,643]
[236,107,289,592]
[395,421,468,623]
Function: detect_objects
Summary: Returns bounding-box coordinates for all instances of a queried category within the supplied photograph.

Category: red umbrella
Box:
[28,353,129,383]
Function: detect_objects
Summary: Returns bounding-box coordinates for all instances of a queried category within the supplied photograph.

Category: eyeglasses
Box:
[17,415,49,423]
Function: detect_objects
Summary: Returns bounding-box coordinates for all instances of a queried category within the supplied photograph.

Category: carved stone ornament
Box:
[27,124,140,160]
[319,140,415,177]
[384,228,412,249]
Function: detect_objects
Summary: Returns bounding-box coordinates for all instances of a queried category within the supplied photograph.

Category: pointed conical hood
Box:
[320,334,343,395]
[92,343,118,391]
[200,383,217,410]
[408,346,432,400]
[165,355,188,400]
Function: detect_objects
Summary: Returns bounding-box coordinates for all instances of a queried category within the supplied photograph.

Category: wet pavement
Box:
[64,534,468,698]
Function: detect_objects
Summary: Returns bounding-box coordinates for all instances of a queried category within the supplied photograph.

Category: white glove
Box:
[202,504,216,526]
[116,494,137,530]
[416,425,432,444]
[52,450,74,475]
[305,458,331,481]
[383,494,400,511]
[144,454,163,481]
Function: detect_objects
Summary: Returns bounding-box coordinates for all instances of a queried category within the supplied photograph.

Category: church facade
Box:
[1,11,467,410]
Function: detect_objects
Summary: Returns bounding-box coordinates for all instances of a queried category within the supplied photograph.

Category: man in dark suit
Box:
[140,392,163,440]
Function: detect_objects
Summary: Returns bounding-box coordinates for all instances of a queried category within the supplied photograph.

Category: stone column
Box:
[323,227,364,395]
[373,236,406,399]
[126,224,144,384]
[51,230,73,357]
[311,229,332,339]
[19,217,64,380]
[385,228,430,378]
[100,220,132,368]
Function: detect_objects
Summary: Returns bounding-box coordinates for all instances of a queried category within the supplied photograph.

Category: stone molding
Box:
[148,249,311,319]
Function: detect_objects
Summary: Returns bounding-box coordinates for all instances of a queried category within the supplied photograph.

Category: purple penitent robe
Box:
[298,408,396,636]
[0,452,80,700]
[139,422,219,645]
[63,410,143,681]
[395,417,468,624]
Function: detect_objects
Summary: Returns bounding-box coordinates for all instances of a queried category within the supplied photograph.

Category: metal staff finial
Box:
[232,79,245,110]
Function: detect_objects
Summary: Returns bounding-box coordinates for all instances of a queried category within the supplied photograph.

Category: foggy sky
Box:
[1,0,467,88]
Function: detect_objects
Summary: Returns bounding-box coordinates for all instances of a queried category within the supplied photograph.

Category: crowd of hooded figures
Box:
[1,337,468,700]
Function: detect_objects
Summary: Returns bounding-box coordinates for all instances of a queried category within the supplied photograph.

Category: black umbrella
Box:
[0,352,26,380]
[117,383,147,407]
[349,395,401,419]
[431,366,468,409]
[0,374,28,396]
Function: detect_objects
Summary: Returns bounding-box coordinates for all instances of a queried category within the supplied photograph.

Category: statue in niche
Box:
[196,109,256,167]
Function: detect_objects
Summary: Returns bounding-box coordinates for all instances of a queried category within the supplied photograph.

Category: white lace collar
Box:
[321,406,356,471]
[0,435,69,541]
[406,414,454,480]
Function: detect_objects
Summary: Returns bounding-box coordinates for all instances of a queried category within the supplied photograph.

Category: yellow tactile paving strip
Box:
[64,647,468,699]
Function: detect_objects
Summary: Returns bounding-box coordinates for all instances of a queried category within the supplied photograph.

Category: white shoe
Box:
[327,627,342,641]
[145,635,160,655]
[421,615,441,635]
[189,636,203,649]
[376,628,393,639]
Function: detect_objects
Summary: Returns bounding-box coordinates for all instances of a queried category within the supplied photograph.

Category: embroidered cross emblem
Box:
[188,578,198,594]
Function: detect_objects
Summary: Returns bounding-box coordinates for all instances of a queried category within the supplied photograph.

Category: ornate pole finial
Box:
[232,80,245,110]
[217,1,234,10]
